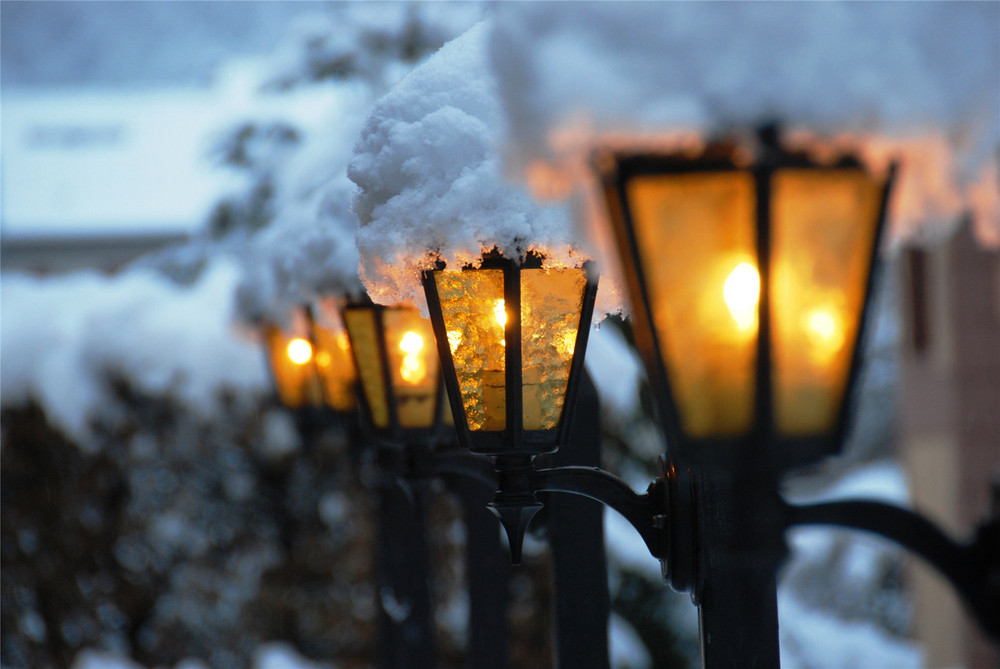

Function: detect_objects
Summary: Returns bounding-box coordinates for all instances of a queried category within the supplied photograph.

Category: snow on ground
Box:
[1,258,267,448]
[349,21,594,311]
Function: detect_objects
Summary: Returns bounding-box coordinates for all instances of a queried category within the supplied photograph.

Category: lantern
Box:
[595,137,894,471]
[263,307,323,409]
[342,300,445,439]
[422,251,598,456]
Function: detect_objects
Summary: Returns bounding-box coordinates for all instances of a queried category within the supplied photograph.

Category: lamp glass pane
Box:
[313,301,358,412]
[383,308,440,428]
[265,327,321,409]
[771,168,883,436]
[343,307,390,428]
[521,267,587,430]
[432,269,506,431]
[626,171,757,438]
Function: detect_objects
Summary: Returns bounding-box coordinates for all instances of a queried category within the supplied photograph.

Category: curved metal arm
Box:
[421,449,498,493]
[787,500,999,639]
[533,466,666,559]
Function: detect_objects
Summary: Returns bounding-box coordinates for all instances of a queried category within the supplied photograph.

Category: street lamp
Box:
[341,299,446,440]
[419,131,997,666]
[422,250,600,561]
[262,304,358,414]
[594,130,892,472]
[593,129,998,663]
[422,250,598,455]
[263,308,324,409]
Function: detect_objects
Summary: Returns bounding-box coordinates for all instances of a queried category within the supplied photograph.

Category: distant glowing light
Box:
[723,262,760,331]
[287,338,313,365]
[316,351,332,367]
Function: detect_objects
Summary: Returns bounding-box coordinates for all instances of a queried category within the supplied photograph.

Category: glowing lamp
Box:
[422,251,598,456]
[595,136,895,469]
[342,300,445,438]
[263,308,324,409]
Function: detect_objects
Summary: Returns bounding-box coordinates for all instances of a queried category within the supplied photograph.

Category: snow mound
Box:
[1,259,267,448]
[349,21,589,311]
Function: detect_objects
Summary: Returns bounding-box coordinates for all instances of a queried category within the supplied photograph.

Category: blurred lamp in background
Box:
[264,307,324,409]
[342,300,447,440]
[263,304,358,414]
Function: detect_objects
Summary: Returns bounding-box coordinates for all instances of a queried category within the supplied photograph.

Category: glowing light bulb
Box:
[494,299,507,327]
[723,262,760,331]
[803,307,845,361]
[399,331,424,354]
[399,331,427,384]
[287,338,313,365]
[807,310,837,341]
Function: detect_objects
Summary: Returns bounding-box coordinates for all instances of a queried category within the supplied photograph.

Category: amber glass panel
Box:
[344,308,390,428]
[312,301,358,412]
[265,327,321,409]
[433,269,506,431]
[521,268,587,429]
[626,171,757,438]
[383,308,439,428]
[771,169,883,436]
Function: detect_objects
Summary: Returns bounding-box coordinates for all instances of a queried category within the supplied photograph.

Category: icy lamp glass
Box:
[422,252,598,456]
[264,321,323,410]
[342,302,443,435]
[311,298,359,413]
[596,146,894,468]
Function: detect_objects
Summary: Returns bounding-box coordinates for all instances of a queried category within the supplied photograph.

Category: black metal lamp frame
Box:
[342,298,452,445]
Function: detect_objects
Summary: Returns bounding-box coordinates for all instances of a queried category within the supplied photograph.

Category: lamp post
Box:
[595,129,896,664]
[421,132,999,666]
[342,298,514,669]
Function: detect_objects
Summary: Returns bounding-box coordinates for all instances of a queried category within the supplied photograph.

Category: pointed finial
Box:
[488,498,543,565]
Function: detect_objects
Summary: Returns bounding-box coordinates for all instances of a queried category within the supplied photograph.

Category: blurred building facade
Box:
[898,222,1000,668]
[1,89,238,275]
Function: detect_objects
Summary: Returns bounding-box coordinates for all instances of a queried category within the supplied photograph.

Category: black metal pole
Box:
[696,469,783,668]
[450,475,511,669]
[375,476,436,669]
[542,372,612,669]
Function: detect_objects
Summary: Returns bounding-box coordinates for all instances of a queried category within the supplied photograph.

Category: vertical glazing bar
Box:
[504,260,523,450]
[373,307,400,436]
